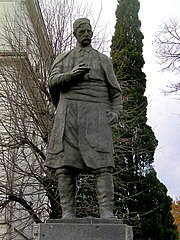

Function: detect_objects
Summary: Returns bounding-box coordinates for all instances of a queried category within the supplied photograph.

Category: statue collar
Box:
[75,44,93,53]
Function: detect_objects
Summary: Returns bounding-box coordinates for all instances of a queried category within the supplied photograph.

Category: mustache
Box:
[81,36,91,41]
[81,34,91,39]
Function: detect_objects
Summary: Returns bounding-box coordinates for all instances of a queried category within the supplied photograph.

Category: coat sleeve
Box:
[108,86,123,118]
[100,54,123,118]
[48,51,77,107]
[48,63,71,107]
[49,61,72,91]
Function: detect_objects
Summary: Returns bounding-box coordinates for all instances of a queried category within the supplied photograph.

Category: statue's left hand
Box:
[106,111,119,125]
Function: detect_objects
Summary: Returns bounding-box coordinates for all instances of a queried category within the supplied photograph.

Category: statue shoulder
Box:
[52,49,75,69]
[97,51,112,63]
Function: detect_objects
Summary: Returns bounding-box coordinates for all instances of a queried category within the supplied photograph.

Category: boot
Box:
[57,173,76,219]
[96,172,116,219]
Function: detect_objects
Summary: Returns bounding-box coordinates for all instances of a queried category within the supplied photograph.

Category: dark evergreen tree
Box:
[111,0,178,239]
[134,170,178,239]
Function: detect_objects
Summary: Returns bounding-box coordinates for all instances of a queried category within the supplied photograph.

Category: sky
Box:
[84,0,180,200]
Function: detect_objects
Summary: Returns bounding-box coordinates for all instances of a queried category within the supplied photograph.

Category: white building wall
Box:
[0,0,21,51]
[0,1,50,239]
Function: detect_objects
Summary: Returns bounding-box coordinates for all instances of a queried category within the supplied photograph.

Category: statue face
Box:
[74,24,93,47]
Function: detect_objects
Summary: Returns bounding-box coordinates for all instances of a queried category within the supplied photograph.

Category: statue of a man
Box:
[45,18,123,219]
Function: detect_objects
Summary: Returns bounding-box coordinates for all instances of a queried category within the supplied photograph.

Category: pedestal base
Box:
[38,218,133,240]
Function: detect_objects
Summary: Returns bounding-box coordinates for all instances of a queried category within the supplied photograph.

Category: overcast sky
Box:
[139,0,180,200]
[84,0,180,200]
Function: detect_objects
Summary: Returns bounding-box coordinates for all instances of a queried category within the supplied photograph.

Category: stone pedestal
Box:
[38,218,133,240]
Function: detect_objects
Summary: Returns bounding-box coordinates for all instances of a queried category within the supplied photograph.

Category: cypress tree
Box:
[135,170,179,239]
[111,0,155,175]
[111,0,178,239]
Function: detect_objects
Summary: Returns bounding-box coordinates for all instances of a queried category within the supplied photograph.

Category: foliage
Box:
[111,0,178,239]
[172,197,180,238]
[133,170,178,240]
[111,0,157,174]
[111,0,157,197]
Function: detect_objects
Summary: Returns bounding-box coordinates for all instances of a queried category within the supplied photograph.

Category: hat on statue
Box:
[73,18,91,32]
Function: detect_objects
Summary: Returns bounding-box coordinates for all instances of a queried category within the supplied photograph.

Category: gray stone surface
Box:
[46,217,123,224]
[38,219,133,240]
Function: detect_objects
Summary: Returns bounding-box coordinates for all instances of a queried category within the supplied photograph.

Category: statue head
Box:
[73,18,93,47]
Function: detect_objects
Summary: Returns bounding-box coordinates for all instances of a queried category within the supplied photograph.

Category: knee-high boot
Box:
[57,173,76,219]
[96,172,116,218]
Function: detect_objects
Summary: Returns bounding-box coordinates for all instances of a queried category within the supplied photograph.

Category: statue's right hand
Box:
[70,64,90,78]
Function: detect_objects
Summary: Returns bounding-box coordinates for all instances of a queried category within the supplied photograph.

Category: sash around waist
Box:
[60,81,110,103]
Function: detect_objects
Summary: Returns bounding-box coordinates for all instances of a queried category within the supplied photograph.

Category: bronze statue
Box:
[45,18,123,219]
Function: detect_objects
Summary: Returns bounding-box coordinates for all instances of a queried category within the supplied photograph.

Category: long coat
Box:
[45,47,123,170]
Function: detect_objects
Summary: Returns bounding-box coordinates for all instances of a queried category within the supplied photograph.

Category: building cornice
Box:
[24,0,53,71]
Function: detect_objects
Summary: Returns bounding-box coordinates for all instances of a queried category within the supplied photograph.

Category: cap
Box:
[73,18,91,32]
